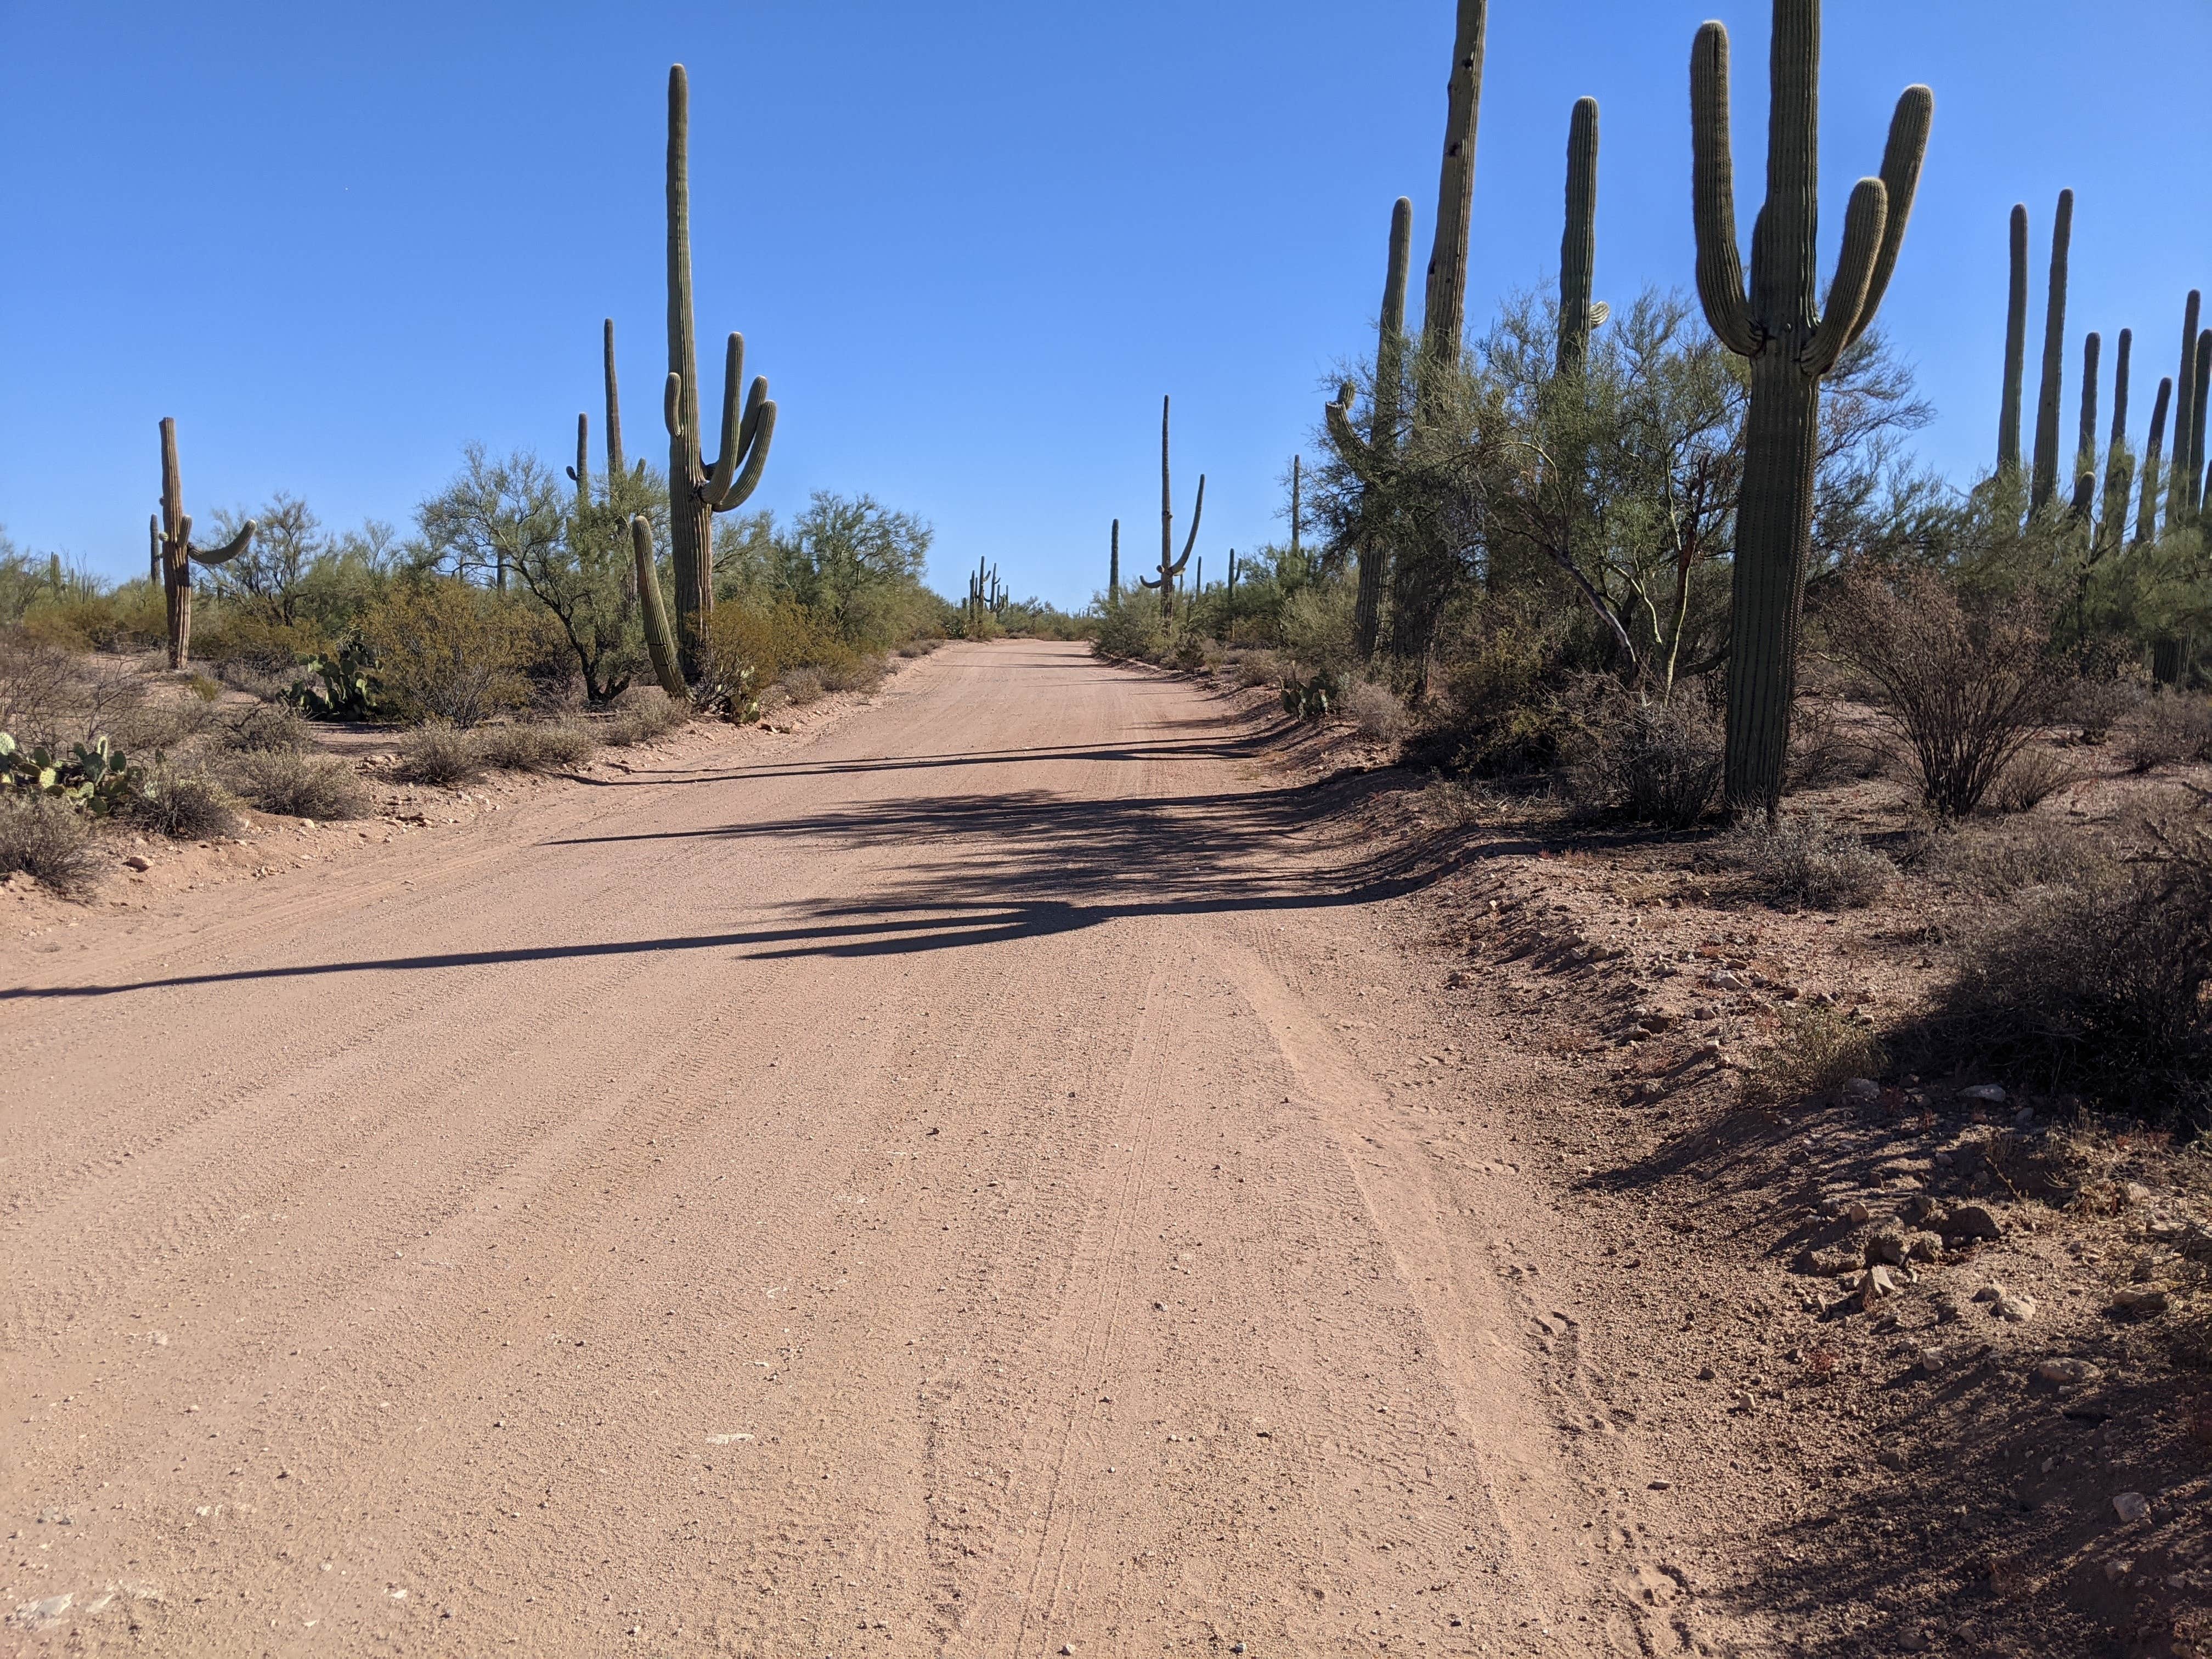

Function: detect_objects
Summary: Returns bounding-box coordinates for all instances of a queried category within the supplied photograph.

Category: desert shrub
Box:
[704,596,850,688]
[1347,679,1408,744]
[1425,621,1583,776]
[110,692,223,754]
[1931,815,2212,1118]
[779,666,827,707]
[362,580,528,727]
[1910,815,2094,898]
[2067,673,2146,744]
[1722,812,1893,909]
[471,720,595,774]
[1092,596,1166,663]
[19,582,167,653]
[189,611,326,676]
[396,721,484,786]
[2124,692,2212,774]
[1825,573,2069,818]
[1565,693,1723,828]
[817,654,888,696]
[1786,701,1885,788]
[1742,1003,1888,1104]
[1989,746,2080,815]
[223,702,312,753]
[130,766,240,840]
[1222,648,1282,689]
[0,793,99,894]
[223,749,369,819]
[602,687,689,746]
[0,630,146,749]
[1279,584,1358,678]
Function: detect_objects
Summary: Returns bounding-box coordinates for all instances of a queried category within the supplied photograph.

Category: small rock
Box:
[2114,1285,2170,1316]
[1876,1447,1909,1470]
[1949,1204,2005,1242]
[1866,1230,1909,1267]
[1903,1194,1945,1225]
[1907,1233,1945,1264]
[1708,970,1746,991]
[1634,1007,1676,1032]
[1842,1077,1882,1104]
[2124,1182,2153,1206]
[1696,1363,1716,1381]
[1805,1246,1862,1277]
[1995,1291,2037,1323]
[2113,1492,2151,1524]
[1915,1346,1945,1372]
[123,855,153,872]
[1854,1265,1901,1308]
[2034,1358,2102,1388]
[1960,1084,2008,1105]
[1648,1478,1673,1491]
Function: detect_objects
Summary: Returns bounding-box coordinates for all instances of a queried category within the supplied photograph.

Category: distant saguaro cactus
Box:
[151,419,257,672]
[2029,190,2074,512]
[1690,0,1932,817]
[1325,196,1415,663]
[2070,330,2101,521]
[1558,97,1601,377]
[2135,379,2174,548]
[569,412,591,506]
[2099,329,2135,554]
[2165,291,2201,532]
[663,65,777,681]
[1997,204,2028,476]
[2188,330,2212,519]
[1108,519,1121,602]
[1139,396,1204,625]
[1421,0,1489,372]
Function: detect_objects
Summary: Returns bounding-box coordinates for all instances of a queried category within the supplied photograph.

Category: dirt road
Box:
[4,642,1668,1655]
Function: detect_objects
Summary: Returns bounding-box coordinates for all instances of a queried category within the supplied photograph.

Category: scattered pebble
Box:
[2113,1492,2151,1524]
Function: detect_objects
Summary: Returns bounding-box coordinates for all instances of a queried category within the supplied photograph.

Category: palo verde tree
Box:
[1689,0,1932,816]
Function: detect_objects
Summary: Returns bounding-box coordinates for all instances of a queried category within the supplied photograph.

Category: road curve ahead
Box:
[4,642,1588,1656]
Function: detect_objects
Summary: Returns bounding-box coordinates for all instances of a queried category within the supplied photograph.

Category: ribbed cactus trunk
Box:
[1142,397,1203,622]
[2188,331,2212,520]
[1997,204,2028,476]
[2029,189,2073,513]
[1108,519,1120,603]
[1690,0,1932,819]
[2136,378,2174,548]
[1351,199,1413,663]
[603,318,627,477]
[629,517,689,703]
[2100,329,2134,554]
[1421,0,1487,375]
[663,65,777,682]
[2070,332,2100,520]
[1557,98,1600,377]
[153,418,256,673]
[1289,454,1302,567]
[2166,291,2201,532]
[573,413,591,506]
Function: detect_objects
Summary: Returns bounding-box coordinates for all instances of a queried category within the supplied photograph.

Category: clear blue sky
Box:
[4,2,2208,607]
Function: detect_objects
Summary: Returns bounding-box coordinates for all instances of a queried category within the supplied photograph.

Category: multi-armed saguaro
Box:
[1141,396,1204,625]
[151,419,256,672]
[663,64,777,681]
[1690,0,1931,817]
[1325,196,1414,662]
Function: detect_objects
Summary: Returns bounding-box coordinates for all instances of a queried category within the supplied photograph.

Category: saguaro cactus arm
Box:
[2136,377,2173,546]
[629,516,691,704]
[1801,178,1889,376]
[1846,85,1932,347]
[1689,24,1760,358]
[701,332,777,510]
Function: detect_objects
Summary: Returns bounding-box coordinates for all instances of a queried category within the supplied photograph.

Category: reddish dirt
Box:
[2,642,1734,1657]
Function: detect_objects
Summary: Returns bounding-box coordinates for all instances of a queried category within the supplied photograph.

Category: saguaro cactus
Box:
[2166,291,2201,532]
[2100,329,2135,553]
[1690,0,1932,817]
[1140,396,1204,625]
[2188,330,2212,520]
[569,413,591,505]
[151,419,256,672]
[1109,519,1121,602]
[1997,204,2028,476]
[663,64,777,680]
[2135,379,2174,548]
[1423,0,1488,370]
[1558,97,1601,376]
[1289,454,1303,567]
[2030,190,2073,512]
[2070,331,2101,520]
[1326,197,1415,662]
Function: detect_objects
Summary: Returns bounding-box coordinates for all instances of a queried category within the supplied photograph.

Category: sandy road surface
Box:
[3,642,1648,1656]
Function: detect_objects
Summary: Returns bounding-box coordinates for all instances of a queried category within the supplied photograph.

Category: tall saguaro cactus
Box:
[1327,197,1415,662]
[1558,97,1601,376]
[663,64,777,680]
[2029,190,2074,512]
[1422,0,1488,370]
[569,413,591,506]
[1108,519,1121,602]
[2166,291,2202,533]
[1140,396,1204,625]
[1997,204,2028,476]
[2188,330,2212,520]
[2136,379,2174,548]
[2099,329,2135,554]
[1690,0,1932,817]
[151,419,256,672]
[2070,331,2101,520]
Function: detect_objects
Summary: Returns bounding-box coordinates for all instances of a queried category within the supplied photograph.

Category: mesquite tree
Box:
[151,419,257,672]
[663,64,777,681]
[1689,0,1932,817]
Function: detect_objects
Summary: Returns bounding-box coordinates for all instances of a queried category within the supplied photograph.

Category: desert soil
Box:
[4,641,1722,1657]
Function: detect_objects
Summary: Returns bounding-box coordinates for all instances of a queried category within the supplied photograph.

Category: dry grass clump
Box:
[1722,812,1894,909]
[1347,680,1409,744]
[471,720,596,774]
[0,794,100,894]
[1824,574,2070,817]
[2124,692,2212,774]
[223,703,312,753]
[223,749,369,820]
[396,721,483,786]
[1566,696,1723,828]
[1931,808,2212,1119]
[602,688,690,746]
[1742,1003,1888,1104]
[1914,815,2088,898]
[1988,746,2080,815]
[778,667,827,707]
[129,766,240,840]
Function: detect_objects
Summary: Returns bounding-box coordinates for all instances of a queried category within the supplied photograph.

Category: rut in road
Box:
[3,642,1633,1656]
